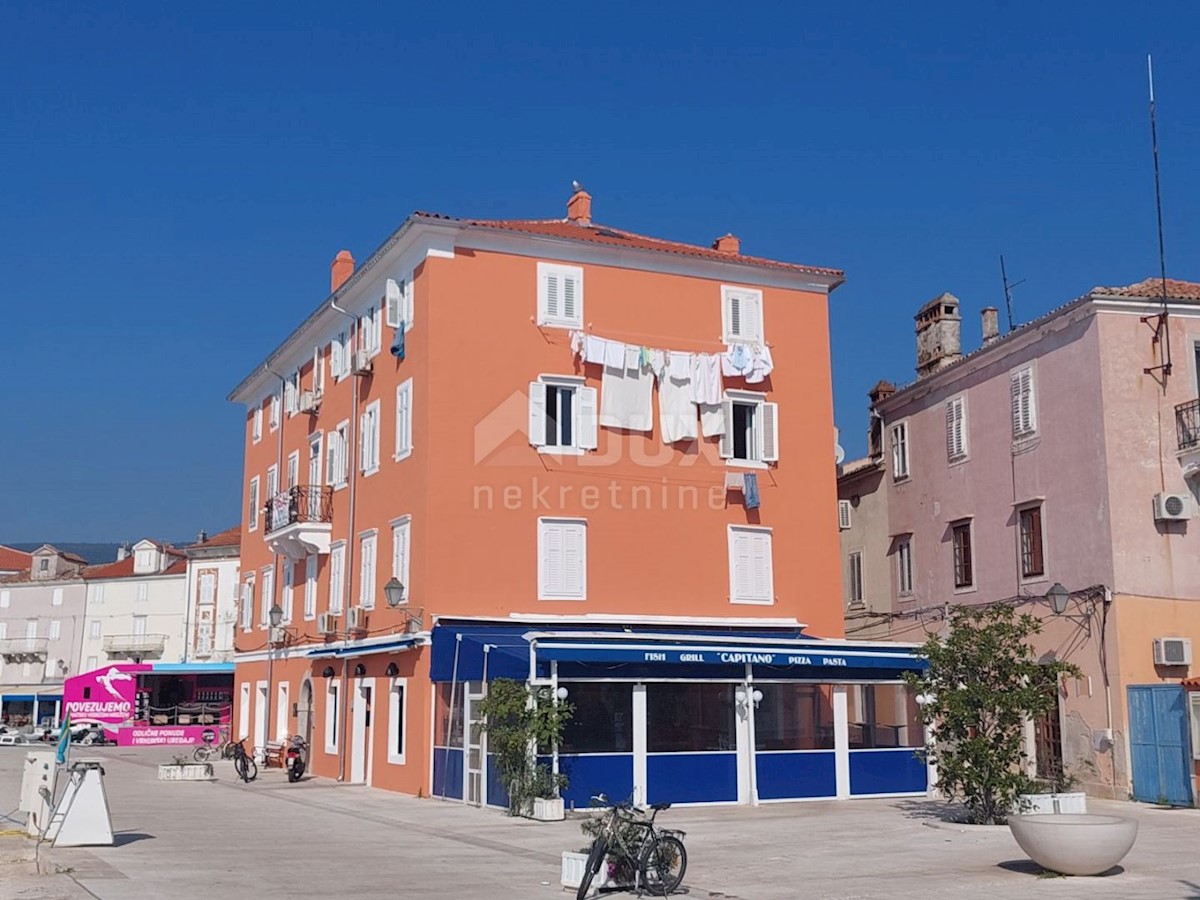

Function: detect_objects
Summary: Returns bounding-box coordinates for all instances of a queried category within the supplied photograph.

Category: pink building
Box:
[857,279,1200,803]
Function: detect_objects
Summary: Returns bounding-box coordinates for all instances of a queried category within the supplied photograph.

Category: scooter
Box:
[286,736,308,783]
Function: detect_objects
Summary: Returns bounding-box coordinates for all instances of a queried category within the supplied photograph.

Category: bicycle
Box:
[229,738,258,783]
[192,728,232,763]
[577,794,686,899]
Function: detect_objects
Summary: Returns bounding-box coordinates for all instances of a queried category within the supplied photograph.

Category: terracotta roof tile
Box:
[188,526,240,549]
[83,546,185,580]
[414,212,844,280]
[0,545,32,571]
[1093,277,1200,301]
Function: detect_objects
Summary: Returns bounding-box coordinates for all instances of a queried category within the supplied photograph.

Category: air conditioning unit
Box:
[352,349,373,376]
[298,390,319,414]
[317,612,338,635]
[1153,492,1192,522]
[347,606,368,632]
[1154,637,1192,666]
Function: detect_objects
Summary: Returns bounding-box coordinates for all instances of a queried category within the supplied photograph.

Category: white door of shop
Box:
[350,678,375,785]
[253,682,268,756]
[464,682,486,806]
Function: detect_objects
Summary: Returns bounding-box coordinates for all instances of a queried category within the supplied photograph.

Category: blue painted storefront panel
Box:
[647,753,737,804]
[487,753,508,808]
[432,747,464,800]
[1128,685,1193,806]
[755,751,836,799]
[559,753,635,809]
[849,749,927,795]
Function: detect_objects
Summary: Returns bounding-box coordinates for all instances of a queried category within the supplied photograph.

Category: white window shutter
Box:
[726,293,742,340]
[761,402,779,462]
[946,401,960,459]
[1022,370,1036,433]
[576,386,598,450]
[752,532,773,601]
[405,277,414,328]
[719,399,735,458]
[542,523,563,594]
[331,336,342,379]
[542,271,561,322]
[563,524,585,598]
[528,381,547,446]
[386,278,402,328]
[838,500,852,530]
[1010,372,1023,436]
[732,532,752,600]
[562,273,578,323]
[744,295,763,344]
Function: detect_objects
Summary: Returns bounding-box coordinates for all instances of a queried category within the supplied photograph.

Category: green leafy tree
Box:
[905,604,1080,825]
[476,678,573,816]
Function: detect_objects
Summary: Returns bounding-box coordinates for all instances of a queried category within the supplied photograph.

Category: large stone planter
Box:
[1008,814,1138,876]
[157,763,214,782]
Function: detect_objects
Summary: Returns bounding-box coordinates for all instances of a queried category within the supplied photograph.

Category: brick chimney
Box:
[914,292,962,379]
[981,307,1000,345]
[331,250,355,292]
[567,188,592,226]
[712,234,741,254]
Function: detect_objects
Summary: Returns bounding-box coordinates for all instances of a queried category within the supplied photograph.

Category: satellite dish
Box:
[834,443,846,465]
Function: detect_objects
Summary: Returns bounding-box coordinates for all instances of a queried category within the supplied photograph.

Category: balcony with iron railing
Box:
[1177,399,1200,452]
[103,633,168,660]
[0,638,49,663]
[264,485,333,558]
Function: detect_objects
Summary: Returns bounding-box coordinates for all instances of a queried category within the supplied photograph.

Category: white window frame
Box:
[286,450,300,489]
[136,582,148,602]
[847,550,864,607]
[1018,502,1048,583]
[721,285,765,345]
[281,562,294,624]
[332,331,350,382]
[528,374,597,455]
[239,683,251,739]
[260,566,274,628]
[304,555,318,620]
[269,394,281,432]
[946,395,968,463]
[312,345,326,397]
[329,542,346,615]
[275,682,290,742]
[536,262,584,329]
[897,538,914,598]
[361,303,382,357]
[285,370,300,417]
[325,681,339,754]
[890,421,910,481]
[89,620,102,639]
[728,525,775,605]
[266,464,279,505]
[248,476,261,533]
[359,530,378,609]
[252,407,263,444]
[309,432,324,487]
[328,420,350,488]
[241,575,255,631]
[388,676,408,765]
[720,389,778,467]
[390,516,411,603]
[49,619,61,641]
[0,590,8,608]
[1011,365,1038,439]
[537,517,587,601]
[360,400,381,476]
[838,500,852,531]
[952,518,976,593]
[85,655,97,672]
[385,275,414,330]
[52,587,63,606]
[394,379,414,462]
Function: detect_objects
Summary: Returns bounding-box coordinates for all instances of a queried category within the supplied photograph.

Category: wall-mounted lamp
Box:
[734,688,764,709]
[384,577,424,633]
[269,604,284,628]
[1046,583,1070,616]
[385,662,399,677]
[322,666,335,678]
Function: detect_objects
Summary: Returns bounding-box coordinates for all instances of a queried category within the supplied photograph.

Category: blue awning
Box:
[535,639,924,671]
[151,662,236,674]
[306,636,420,660]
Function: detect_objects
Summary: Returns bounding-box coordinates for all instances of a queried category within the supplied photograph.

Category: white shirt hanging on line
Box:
[692,354,722,405]
[600,360,655,432]
[746,344,774,384]
[659,374,698,444]
[699,403,726,438]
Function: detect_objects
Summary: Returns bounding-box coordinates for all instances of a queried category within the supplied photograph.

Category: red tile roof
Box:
[0,545,32,571]
[1093,277,1200,301]
[188,526,240,549]
[414,212,844,280]
[83,546,185,580]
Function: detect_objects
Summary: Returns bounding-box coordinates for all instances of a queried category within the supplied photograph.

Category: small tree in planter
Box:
[905,604,1080,825]
[476,678,573,817]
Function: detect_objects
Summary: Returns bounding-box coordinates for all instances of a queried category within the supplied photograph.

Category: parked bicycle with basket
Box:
[576,794,686,899]
[192,726,233,763]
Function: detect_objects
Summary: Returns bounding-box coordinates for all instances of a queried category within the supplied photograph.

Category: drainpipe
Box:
[261,364,287,750]
[1100,586,1117,797]
[329,300,359,782]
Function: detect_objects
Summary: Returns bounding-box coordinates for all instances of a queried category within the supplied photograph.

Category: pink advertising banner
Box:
[117,725,220,747]
[63,664,152,726]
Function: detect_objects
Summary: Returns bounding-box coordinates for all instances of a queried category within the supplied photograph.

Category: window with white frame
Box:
[890,421,910,480]
[847,551,864,606]
[1010,366,1037,438]
[388,677,407,764]
[136,582,148,602]
[89,620,101,639]
[728,526,774,604]
[719,391,778,464]
[90,584,103,605]
[312,345,326,396]
[309,433,323,486]
[266,464,279,504]
[385,276,413,330]
[329,543,345,615]
[304,555,318,619]
[359,531,377,609]
[260,566,274,627]
[361,303,382,356]
[285,370,300,416]
[252,407,263,443]
[327,421,349,487]
[287,450,299,489]
[49,619,61,640]
[528,375,597,452]
[946,396,967,462]
[52,587,63,606]
[241,575,255,630]
[239,683,251,739]
[275,682,290,742]
[952,520,974,589]
[86,655,97,672]
[1019,504,1045,579]
[721,285,765,344]
[269,395,281,431]
[0,590,8,608]
[395,379,413,461]
[538,518,587,600]
[332,330,349,381]
[360,401,380,475]
[248,476,260,532]
[537,262,583,329]
[897,538,914,597]
[391,517,411,602]
[325,682,340,753]
[281,563,294,623]
[838,500,852,530]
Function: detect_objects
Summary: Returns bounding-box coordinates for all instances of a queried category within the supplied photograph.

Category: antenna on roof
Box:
[999,255,1024,333]
[1142,54,1173,380]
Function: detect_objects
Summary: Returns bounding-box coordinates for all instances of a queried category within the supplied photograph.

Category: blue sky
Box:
[3,1,1199,542]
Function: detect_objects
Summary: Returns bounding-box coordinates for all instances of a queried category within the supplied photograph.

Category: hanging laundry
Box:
[746,344,775,384]
[668,350,692,380]
[691,354,722,405]
[600,360,655,432]
[624,344,642,370]
[584,334,609,365]
[649,348,666,378]
[604,339,627,369]
[699,403,726,438]
[743,472,761,510]
[658,374,698,444]
[722,343,752,377]
[570,330,585,360]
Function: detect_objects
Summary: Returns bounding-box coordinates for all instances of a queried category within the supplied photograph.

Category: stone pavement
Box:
[3,746,1200,899]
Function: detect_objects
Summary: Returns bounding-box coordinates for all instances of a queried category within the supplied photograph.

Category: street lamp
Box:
[269,604,284,628]
[383,578,406,608]
[1046,583,1070,616]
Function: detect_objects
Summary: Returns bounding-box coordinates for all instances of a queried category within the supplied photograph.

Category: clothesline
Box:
[580,322,774,351]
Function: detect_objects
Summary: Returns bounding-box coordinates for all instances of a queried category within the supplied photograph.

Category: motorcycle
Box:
[286,735,308,783]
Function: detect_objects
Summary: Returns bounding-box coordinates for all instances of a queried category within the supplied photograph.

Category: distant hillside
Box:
[5,541,193,565]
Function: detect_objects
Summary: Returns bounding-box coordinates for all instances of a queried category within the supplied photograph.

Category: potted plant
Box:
[476,678,572,820]
[561,805,638,890]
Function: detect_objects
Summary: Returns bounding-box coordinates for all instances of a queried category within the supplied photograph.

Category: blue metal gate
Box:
[1127,685,1193,806]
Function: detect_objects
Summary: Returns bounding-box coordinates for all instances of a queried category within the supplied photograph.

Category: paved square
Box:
[4,747,1200,899]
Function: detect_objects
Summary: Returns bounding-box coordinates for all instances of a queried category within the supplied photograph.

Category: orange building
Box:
[227,188,926,807]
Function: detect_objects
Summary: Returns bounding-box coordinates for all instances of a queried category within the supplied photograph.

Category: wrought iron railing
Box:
[1176,399,1200,451]
[266,485,333,533]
